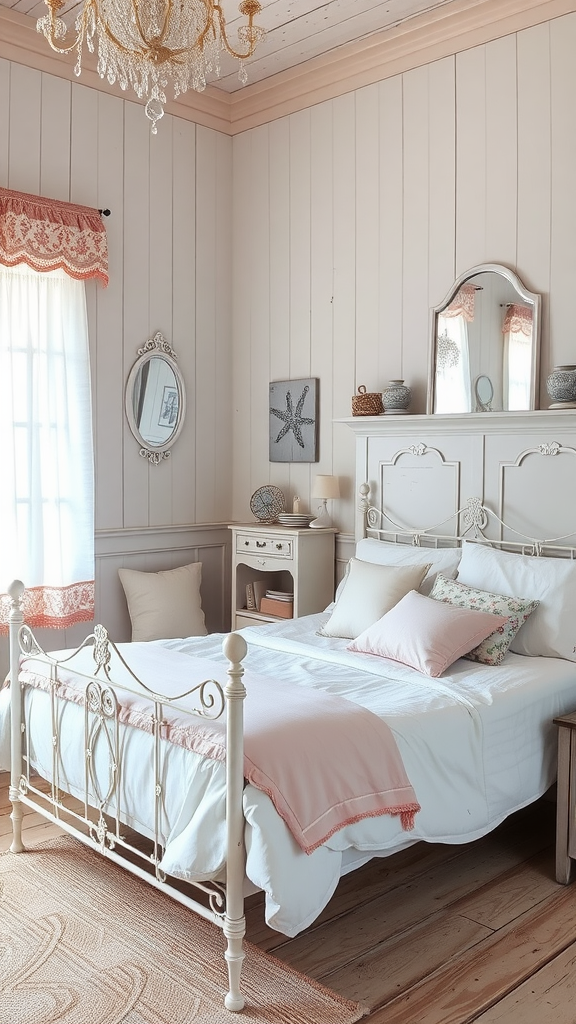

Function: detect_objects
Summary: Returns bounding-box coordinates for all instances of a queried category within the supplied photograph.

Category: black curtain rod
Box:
[98,208,111,217]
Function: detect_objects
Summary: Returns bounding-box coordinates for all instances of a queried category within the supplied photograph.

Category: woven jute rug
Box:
[0,835,365,1023]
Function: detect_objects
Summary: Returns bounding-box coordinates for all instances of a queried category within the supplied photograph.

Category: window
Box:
[0,186,108,629]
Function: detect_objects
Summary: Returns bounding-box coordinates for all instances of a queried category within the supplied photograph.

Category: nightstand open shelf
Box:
[229,523,336,630]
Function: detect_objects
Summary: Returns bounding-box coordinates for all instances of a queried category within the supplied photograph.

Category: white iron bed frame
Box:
[7,412,576,1011]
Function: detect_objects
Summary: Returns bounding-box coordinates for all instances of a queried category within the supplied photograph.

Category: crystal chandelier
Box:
[37,0,265,133]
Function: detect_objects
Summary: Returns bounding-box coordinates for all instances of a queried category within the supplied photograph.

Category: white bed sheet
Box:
[1,611,575,936]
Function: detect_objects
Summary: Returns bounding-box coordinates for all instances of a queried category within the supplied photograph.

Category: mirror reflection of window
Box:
[502,303,533,411]
[434,288,473,413]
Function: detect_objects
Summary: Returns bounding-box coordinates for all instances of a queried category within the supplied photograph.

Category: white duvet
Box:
[1,612,575,936]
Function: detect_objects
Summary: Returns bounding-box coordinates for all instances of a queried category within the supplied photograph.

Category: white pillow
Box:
[355,537,462,596]
[118,563,207,642]
[347,590,508,677]
[456,541,576,661]
[319,558,430,640]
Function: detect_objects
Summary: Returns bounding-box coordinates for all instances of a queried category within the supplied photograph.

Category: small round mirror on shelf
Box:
[125,332,186,463]
[474,374,494,411]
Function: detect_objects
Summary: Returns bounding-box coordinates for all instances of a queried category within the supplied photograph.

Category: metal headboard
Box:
[358,484,576,560]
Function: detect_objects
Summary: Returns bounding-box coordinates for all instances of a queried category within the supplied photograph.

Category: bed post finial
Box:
[222,631,248,1011]
[8,580,26,853]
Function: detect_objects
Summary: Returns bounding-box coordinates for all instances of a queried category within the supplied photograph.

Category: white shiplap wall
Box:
[0,63,234,670]
[231,13,576,537]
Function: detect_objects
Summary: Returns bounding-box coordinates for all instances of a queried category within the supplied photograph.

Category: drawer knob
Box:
[256,540,266,548]
[276,543,282,550]
[244,540,249,545]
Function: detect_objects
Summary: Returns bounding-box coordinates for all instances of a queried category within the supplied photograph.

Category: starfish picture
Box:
[269,378,319,462]
[271,385,315,448]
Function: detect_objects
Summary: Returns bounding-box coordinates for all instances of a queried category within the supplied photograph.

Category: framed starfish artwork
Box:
[269,378,319,462]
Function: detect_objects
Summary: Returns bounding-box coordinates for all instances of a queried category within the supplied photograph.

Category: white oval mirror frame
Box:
[125,332,186,463]
[427,263,541,414]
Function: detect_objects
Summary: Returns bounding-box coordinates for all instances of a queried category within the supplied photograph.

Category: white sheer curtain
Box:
[434,313,472,414]
[0,264,94,628]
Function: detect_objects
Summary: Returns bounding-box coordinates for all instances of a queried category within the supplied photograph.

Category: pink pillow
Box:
[347,590,508,677]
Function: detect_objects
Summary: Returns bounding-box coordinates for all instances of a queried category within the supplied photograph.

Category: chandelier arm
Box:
[40,0,89,55]
[213,2,260,61]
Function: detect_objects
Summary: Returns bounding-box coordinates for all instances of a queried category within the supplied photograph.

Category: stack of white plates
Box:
[277,513,315,527]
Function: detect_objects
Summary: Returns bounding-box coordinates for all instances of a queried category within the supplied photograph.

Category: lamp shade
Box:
[312,474,340,500]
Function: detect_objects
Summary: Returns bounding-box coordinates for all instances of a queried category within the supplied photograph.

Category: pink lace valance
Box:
[502,303,533,337]
[0,187,108,286]
[443,284,476,322]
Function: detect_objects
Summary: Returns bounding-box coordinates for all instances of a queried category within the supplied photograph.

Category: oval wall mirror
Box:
[427,264,541,414]
[125,332,186,463]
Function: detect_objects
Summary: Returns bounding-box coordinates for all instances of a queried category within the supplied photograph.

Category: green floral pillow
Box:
[428,574,539,666]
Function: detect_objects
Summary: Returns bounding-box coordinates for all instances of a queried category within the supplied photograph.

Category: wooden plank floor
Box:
[2,773,576,1022]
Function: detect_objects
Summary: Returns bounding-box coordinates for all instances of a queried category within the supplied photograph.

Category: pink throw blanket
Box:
[19,644,420,854]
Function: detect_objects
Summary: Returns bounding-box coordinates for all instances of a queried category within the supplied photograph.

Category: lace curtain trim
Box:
[502,303,533,336]
[0,187,108,286]
[443,284,476,322]
[0,580,95,634]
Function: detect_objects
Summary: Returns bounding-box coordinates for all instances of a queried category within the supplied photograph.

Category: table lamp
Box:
[309,474,340,528]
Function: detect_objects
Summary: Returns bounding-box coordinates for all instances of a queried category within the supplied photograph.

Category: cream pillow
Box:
[118,562,207,642]
[457,541,576,661]
[318,558,430,640]
[355,537,462,596]
[347,590,508,678]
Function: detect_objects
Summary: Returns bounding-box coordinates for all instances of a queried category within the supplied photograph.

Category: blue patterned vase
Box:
[546,365,576,407]
[382,379,412,414]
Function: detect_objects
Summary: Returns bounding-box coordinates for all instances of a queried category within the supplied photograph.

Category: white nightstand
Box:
[229,523,336,629]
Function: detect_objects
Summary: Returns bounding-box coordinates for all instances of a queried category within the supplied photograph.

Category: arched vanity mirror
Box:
[427,264,541,414]
[125,332,186,463]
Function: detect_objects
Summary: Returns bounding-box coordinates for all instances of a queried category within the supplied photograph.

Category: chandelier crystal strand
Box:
[37,0,265,134]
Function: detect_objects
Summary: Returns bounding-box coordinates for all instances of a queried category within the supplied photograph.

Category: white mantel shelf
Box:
[336,409,576,436]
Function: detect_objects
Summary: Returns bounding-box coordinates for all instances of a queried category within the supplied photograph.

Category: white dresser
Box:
[229,523,336,629]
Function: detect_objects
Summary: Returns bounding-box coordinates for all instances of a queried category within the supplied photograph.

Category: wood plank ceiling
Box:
[0,0,473,92]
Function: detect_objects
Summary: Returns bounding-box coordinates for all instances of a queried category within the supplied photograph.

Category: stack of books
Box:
[259,589,294,619]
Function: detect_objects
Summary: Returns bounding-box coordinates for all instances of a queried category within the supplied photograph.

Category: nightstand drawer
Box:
[236,533,293,558]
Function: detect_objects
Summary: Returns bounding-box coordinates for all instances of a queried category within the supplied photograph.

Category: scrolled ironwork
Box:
[92,624,112,675]
[18,624,42,657]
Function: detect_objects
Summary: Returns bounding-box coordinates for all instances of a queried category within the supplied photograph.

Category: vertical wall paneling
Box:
[310,101,335,485]
[288,108,313,503]
[94,91,125,530]
[248,125,273,508]
[39,74,71,201]
[331,92,357,530]
[484,36,518,268]
[355,84,381,394]
[171,119,197,522]
[195,127,218,523]
[123,101,152,527]
[427,57,456,315]
[402,65,431,408]
[70,85,99,463]
[8,63,41,193]
[231,131,253,522]
[148,115,176,528]
[267,118,292,496]
[455,46,487,273]
[549,16,576,371]
[214,130,233,522]
[378,75,404,385]
[0,59,9,185]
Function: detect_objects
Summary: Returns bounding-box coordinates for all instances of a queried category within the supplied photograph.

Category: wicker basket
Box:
[352,385,384,416]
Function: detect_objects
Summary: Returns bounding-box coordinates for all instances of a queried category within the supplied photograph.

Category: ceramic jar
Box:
[382,379,412,414]
[546,365,576,407]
